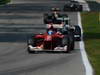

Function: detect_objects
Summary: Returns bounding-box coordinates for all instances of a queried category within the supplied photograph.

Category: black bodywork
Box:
[44,13,69,24]
[44,12,81,41]
[61,25,81,41]
[63,1,83,11]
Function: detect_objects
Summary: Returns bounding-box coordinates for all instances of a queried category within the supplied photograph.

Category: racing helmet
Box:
[51,8,60,11]
[48,30,54,35]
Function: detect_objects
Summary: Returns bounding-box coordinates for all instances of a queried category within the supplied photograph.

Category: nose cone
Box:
[44,35,52,41]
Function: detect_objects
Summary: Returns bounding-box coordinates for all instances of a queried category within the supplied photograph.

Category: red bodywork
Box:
[33,32,64,50]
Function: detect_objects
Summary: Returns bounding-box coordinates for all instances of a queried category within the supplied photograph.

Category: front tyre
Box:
[27,38,36,53]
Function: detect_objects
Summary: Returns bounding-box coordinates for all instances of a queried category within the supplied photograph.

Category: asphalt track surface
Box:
[0,0,85,75]
[0,0,91,12]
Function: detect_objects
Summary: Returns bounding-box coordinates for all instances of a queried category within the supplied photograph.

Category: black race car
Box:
[63,0,83,11]
[61,25,81,41]
[44,12,69,24]
[44,8,68,24]
[43,11,81,41]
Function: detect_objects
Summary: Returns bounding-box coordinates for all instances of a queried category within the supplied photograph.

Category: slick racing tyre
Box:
[62,35,71,53]
[63,6,71,11]
[44,14,52,24]
[79,5,83,11]
[69,31,75,50]
[27,38,36,53]
[44,14,48,24]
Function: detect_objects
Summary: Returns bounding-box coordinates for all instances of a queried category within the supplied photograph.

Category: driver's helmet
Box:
[48,30,54,35]
[51,8,60,12]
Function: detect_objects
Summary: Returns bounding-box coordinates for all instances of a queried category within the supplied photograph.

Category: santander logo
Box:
[45,35,52,41]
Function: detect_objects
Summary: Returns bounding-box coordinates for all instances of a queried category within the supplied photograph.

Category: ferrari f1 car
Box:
[27,26,75,53]
[63,0,83,11]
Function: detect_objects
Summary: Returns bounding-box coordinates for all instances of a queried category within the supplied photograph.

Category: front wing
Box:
[28,45,67,52]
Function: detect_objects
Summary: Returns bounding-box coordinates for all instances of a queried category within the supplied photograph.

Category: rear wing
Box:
[57,17,70,21]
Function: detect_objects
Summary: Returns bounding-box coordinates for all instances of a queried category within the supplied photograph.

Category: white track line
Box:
[78,12,94,75]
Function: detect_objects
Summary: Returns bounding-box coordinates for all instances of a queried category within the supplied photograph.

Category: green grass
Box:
[81,12,100,75]
[0,0,10,5]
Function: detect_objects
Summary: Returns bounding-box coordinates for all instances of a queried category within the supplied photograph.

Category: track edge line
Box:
[78,12,94,75]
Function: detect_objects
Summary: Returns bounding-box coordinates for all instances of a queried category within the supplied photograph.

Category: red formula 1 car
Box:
[27,27,74,53]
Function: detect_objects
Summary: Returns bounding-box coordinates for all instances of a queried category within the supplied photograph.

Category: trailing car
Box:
[63,0,83,11]
[43,10,81,41]
[27,26,75,53]
[44,8,69,24]
[61,24,81,41]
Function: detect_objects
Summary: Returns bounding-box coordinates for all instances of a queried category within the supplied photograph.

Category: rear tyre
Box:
[70,39,75,51]
[44,14,52,24]
[69,31,75,50]
[44,14,48,24]
[63,7,70,11]
[63,5,71,11]
[79,5,83,11]
[62,35,71,53]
